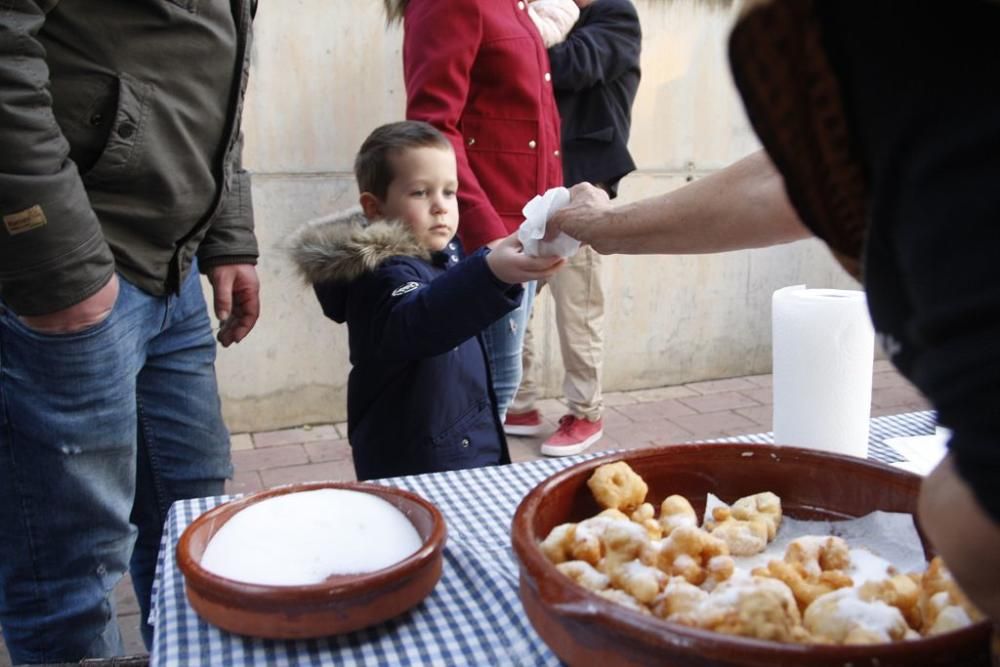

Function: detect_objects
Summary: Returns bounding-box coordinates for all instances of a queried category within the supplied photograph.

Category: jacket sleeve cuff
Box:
[198,255,258,272]
[1,160,116,316]
[0,230,115,316]
[197,169,259,265]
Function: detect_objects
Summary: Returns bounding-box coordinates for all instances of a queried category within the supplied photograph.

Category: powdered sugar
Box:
[200,489,423,586]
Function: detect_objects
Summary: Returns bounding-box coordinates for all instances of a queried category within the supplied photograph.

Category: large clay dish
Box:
[177,481,446,639]
[511,444,993,667]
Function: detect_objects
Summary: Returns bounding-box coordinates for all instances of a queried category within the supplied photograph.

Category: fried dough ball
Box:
[918,556,983,635]
[540,523,576,565]
[610,559,669,604]
[785,536,851,577]
[916,557,983,635]
[731,492,782,539]
[858,574,921,629]
[703,554,737,591]
[658,495,698,537]
[629,503,663,540]
[571,516,621,565]
[540,513,647,568]
[752,560,853,611]
[596,587,651,614]
[708,513,769,556]
[587,461,648,512]
[924,594,975,636]
[597,508,630,522]
[703,492,782,556]
[669,576,810,643]
[657,525,733,586]
[601,520,653,572]
[556,560,611,592]
[651,576,708,619]
[804,588,911,644]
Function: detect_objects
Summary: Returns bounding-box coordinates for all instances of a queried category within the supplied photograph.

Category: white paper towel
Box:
[516,187,581,258]
[772,285,875,458]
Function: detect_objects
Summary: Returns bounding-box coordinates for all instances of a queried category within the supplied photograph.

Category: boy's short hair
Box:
[354,121,453,200]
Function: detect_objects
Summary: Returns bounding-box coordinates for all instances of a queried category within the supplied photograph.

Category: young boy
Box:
[290,121,563,480]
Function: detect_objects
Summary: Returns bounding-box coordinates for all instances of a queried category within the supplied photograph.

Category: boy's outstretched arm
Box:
[364,251,523,360]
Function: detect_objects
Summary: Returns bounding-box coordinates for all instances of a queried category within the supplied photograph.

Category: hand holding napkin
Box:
[517,187,580,258]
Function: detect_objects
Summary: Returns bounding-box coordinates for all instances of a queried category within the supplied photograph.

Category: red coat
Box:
[403,0,563,253]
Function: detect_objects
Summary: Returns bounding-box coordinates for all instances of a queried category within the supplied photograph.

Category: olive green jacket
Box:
[0,0,258,316]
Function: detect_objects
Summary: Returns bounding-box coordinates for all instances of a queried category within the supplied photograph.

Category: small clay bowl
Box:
[177,481,446,639]
[511,444,994,667]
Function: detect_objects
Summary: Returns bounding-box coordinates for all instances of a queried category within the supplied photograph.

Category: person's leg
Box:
[541,246,606,456]
[506,282,546,435]
[550,246,605,420]
[481,281,537,422]
[130,267,232,648]
[509,285,541,415]
[0,280,151,663]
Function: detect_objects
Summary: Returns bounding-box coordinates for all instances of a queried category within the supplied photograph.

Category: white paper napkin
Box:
[886,426,950,476]
[516,187,580,258]
[703,493,927,575]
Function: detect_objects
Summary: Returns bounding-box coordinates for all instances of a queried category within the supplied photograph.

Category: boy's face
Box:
[376,146,459,253]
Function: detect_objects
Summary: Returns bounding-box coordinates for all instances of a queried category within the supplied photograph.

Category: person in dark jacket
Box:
[290,121,563,481]
[508,0,642,457]
[0,2,259,661]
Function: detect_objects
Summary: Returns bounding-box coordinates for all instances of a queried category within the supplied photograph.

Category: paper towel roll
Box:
[772,285,875,458]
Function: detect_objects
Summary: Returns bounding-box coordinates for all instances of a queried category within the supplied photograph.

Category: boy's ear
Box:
[359,192,383,220]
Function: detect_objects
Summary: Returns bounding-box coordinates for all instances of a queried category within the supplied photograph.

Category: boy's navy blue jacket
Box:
[548,0,642,198]
[290,208,520,480]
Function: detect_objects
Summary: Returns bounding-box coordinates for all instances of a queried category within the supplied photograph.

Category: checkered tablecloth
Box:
[149,411,936,666]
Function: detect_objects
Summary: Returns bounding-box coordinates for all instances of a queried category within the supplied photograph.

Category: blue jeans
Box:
[481,281,536,422]
[0,267,231,663]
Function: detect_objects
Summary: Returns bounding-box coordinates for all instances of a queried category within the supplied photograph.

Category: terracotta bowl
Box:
[511,444,994,667]
[177,481,446,639]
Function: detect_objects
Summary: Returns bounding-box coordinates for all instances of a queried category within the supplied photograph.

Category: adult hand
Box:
[545,182,611,244]
[486,232,565,285]
[206,263,260,347]
[19,273,120,334]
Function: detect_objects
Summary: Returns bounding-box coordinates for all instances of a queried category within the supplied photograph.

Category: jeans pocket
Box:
[3,277,125,343]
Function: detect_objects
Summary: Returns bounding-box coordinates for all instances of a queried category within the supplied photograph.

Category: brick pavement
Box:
[0,362,931,666]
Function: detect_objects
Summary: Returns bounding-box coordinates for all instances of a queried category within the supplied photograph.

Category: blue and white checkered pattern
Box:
[150,411,936,666]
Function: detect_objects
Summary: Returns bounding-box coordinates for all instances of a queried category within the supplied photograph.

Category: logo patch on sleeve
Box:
[391,281,421,297]
[4,205,48,235]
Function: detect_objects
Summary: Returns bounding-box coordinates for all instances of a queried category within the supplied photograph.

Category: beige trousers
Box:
[510,245,605,421]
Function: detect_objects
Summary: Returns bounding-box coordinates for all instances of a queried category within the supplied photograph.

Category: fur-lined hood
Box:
[288,207,430,285]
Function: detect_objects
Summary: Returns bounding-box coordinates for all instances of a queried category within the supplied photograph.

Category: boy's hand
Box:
[486,233,565,285]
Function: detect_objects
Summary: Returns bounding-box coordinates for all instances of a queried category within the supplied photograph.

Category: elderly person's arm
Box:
[550,149,810,254]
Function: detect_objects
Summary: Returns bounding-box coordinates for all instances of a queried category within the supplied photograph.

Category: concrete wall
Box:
[215,0,858,433]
